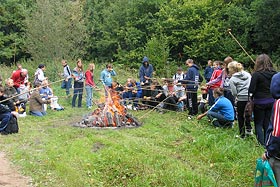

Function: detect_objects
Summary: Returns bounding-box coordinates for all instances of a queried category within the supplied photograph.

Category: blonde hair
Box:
[87,63,95,72]
[228,61,243,73]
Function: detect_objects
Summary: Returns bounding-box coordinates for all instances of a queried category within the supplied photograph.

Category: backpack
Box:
[1,116,19,135]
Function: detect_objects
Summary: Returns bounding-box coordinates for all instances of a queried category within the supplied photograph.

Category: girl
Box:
[228,61,252,138]
[85,63,96,109]
[72,59,85,108]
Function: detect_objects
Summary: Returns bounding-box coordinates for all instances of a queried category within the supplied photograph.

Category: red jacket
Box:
[85,70,95,87]
[11,70,26,88]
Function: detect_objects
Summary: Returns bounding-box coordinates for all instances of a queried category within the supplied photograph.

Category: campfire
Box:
[74,84,142,129]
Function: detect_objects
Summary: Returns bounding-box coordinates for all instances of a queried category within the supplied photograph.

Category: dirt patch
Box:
[0,152,32,187]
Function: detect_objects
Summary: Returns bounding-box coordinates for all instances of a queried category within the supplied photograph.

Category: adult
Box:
[180,59,201,118]
[100,63,116,90]
[228,61,252,138]
[61,60,72,96]
[139,56,154,85]
[249,54,276,147]
[72,59,85,108]
[197,87,234,128]
[29,82,51,117]
[34,64,47,86]
[4,78,19,105]
[262,72,280,185]
[204,60,214,83]
[11,68,28,93]
[85,63,96,109]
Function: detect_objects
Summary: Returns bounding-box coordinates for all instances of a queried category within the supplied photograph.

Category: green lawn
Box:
[0,65,263,187]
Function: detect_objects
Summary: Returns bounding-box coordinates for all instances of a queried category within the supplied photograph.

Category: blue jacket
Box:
[209,96,234,121]
[204,66,214,82]
[182,64,200,91]
[265,99,280,160]
[139,63,153,83]
[100,69,116,87]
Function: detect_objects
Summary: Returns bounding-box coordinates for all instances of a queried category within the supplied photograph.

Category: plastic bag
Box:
[254,158,278,187]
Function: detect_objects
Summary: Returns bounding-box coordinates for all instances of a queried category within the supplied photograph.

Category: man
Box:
[11,68,28,93]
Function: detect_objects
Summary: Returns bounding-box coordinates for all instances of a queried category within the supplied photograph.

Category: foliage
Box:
[24,0,87,61]
[251,0,280,54]
[0,0,31,65]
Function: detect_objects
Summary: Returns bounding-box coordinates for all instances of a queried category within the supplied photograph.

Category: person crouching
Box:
[29,82,51,117]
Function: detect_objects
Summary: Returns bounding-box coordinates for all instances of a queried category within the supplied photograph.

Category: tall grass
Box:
[0,63,263,187]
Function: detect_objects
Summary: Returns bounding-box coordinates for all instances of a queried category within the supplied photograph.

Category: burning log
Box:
[74,82,142,129]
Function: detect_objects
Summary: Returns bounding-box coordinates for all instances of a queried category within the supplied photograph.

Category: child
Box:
[197,87,234,128]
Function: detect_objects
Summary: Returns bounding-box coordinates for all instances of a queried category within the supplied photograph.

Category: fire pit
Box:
[74,85,142,129]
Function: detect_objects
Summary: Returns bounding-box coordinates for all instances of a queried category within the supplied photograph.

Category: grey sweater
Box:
[229,70,251,101]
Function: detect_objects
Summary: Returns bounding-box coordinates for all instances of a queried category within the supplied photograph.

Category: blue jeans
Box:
[0,112,11,131]
[72,82,84,107]
[85,85,93,107]
[207,111,233,128]
[30,111,46,117]
[61,78,72,95]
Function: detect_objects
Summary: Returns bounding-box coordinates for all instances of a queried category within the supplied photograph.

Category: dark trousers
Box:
[72,82,84,107]
[237,101,252,138]
[254,103,274,146]
[187,91,198,116]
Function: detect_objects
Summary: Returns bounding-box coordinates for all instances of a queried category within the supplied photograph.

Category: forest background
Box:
[1,0,280,78]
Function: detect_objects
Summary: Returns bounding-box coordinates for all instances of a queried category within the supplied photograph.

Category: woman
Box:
[249,54,277,146]
[85,63,96,109]
[228,61,252,138]
[72,59,85,108]
[34,64,47,86]
[29,82,51,117]
[197,87,234,128]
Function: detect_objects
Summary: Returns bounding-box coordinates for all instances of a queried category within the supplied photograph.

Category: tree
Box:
[0,0,31,65]
[25,0,87,61]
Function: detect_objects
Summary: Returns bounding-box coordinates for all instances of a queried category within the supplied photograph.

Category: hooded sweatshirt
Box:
[249,70,276,104]
[229,70,251,101]
[139,62,153,83]
[182,64,200,91]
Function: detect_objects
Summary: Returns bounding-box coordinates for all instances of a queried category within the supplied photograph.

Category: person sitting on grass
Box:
[29,82,51,117]
[197,87,234,128]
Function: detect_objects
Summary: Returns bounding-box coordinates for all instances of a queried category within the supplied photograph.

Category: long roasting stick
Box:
[227,28,255,64]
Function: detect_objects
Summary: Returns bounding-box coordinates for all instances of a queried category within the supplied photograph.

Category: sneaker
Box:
[245,129,253,135]
[211,118,220,127]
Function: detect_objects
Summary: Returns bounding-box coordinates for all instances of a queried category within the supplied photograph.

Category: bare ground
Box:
[0,152,32,187]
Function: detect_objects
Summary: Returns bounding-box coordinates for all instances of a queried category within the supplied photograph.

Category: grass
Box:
[0,64,263,187]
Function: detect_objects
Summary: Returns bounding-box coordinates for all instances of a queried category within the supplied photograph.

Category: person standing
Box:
[249,54,277,147]
[85,63,96,109]
[172,67,185,83]
[262,72,280,185]
[34,64,47,86]
[139,56,154,99]
[72,59,85,108]
[60,60,72,96]
[180,59,201,118]
[228,61,252,138]
[204,60,214,83]
[100,63,116,93]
